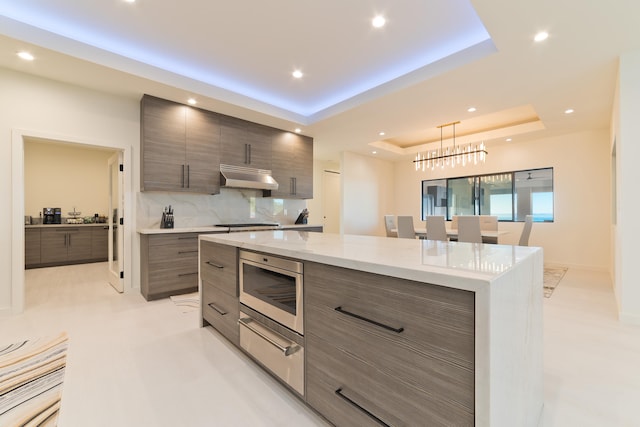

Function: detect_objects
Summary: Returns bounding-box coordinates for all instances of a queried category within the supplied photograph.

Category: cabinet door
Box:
[220,116,272,170]
[40,228,69,264]
[25,228,41,267]
[244,123,273,170]
[220,116,249,166]
[271,132,313,199]
[66,228,93,262]
[141,95,187,191]
[91,226,109,260]
[292,135,313,199]
[185,107,220,194]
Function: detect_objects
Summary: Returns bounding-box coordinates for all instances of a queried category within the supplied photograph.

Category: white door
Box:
[108,152,124,292]
[322,170,341,233]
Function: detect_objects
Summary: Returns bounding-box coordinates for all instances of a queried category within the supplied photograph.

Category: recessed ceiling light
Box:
[292,70,303,79]
[534,31,549,42]
[372,151,377,154]
[294,128,302,133]
[123,0,135,3]
[17,51,34,61]
[187,98,197,105]
[379,131,385,136]
[565,108,574,114]
[372,15,386,28]
[506,138,513,142]
[467,107,476,113]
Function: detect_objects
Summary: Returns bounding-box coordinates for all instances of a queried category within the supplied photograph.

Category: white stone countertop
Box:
[199,230,542,293]
[137,223,322,235]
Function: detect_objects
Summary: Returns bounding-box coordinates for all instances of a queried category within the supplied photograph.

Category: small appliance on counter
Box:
[161,205,174,229]
[42,208,62,224]
[294,208,309,225]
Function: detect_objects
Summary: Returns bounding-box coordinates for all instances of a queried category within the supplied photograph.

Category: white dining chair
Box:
[519,215,533,246]
[479,215,498,244]
[384,215,397,238]
[457,215,483,243]
[396,216,416,239]
[426,216,448,241]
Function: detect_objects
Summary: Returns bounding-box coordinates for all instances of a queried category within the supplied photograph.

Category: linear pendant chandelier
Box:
[414,121,487,171]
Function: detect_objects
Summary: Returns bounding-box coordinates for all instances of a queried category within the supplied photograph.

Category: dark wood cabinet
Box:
[304,262,475,426]
[271,131,314,199]
[200,241,239,345]
[25,228,41,267]
[91,226,109,261]
[219,115,272,170]
[141,95,221,194]
[26,225,109,268]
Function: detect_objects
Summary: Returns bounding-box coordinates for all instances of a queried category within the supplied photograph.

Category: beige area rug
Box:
[170,292,200,313]
[0,332,69,426]
[544,266,568,298]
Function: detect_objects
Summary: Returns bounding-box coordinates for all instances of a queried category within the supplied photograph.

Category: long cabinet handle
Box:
[178,237,198,240]
[177,272,198,277]
[178,250,199,254]
[207,302,227,316]
[334,306,404,333]
[186,164,190,188]
[334,388,390,427]
[205,260,224,269]
[181,164,185,188]
[238,317,299,356]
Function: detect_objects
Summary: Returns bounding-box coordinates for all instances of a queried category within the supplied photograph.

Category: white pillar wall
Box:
[615,50,640,324]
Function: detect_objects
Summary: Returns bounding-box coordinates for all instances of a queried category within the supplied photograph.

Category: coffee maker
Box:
[43,208,62,224]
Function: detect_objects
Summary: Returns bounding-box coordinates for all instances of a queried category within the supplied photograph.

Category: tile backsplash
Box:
[137,188,307,229]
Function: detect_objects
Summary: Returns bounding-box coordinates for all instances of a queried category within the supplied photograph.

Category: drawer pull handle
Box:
[178,237,197,240]
[206,260,224,269]
[178,272,198,277]
[178,250,199,254]
[238,317,299,356]
[334,388,390,427]
[207,302,227,315]
[334,306,404,333]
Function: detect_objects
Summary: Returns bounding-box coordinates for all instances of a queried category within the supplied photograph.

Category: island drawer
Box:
[306,333,474,427]
[202,279,239,345]
[304,262,475,370]
[200,241,237,297]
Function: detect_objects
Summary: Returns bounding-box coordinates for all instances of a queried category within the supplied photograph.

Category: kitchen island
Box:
[199,230,543,427]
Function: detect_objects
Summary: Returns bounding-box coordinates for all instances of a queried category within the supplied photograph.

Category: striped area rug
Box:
[0,333,68,426]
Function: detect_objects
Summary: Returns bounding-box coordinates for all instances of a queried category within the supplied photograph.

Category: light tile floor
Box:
[2,263,640,426]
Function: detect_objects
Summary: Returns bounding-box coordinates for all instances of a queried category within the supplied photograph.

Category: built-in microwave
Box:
[238,250,303,335]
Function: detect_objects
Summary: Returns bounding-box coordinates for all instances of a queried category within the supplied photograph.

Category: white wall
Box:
[1,67,139,313]
[392,129,611,271]
[341,151,395,236]
[615,50,640,323]
[24,140,115,221]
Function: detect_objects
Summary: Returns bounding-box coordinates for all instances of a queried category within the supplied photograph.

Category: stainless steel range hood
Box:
[220,164,279,190]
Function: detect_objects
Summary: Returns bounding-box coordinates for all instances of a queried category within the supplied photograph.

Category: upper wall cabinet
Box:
[271,131,314,199]
[219,115,273,171]
[141,95,221,194]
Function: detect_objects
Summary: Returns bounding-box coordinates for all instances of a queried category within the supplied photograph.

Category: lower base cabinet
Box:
[304,261,476,427]
[140,233,207,300]
[200,241,239,345]
[25,226,109,269]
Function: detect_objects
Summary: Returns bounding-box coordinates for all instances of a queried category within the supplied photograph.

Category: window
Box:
[421,167,553,222]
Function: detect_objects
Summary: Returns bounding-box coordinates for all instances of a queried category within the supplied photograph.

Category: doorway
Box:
[11,129,132,313]
[322,170,341,233]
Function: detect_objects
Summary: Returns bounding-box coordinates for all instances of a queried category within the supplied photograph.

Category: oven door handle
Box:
[238,317,300,356]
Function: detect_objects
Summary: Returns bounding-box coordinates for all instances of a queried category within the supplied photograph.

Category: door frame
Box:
[11,128,134,313]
